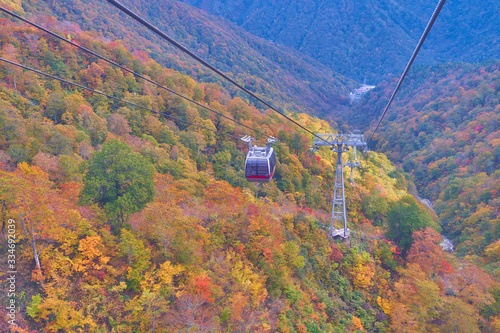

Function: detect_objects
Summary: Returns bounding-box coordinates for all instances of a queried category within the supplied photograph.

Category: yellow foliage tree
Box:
[229,252,268,306]
[377,296,392,316]
[126,261,185,332]
[351,252,375,294]
[73,235,111,276]
[0,163,79,271]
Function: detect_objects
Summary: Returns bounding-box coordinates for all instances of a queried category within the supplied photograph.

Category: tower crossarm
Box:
[313,133,368,149]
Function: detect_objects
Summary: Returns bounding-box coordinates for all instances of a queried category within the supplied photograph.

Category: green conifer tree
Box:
[80,139,155,228]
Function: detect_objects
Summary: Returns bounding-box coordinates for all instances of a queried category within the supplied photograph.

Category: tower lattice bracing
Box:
[331,143,348,237]
[345,146,361,183]
[312,133,368,239]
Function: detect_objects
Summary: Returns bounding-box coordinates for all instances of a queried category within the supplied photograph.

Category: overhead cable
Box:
[105,0,330,144]
[0,57,240,140]
[0,6,264,138]
[367,0,447,143]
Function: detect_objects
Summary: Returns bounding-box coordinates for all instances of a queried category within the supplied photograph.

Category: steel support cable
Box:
[367,0,447,144]
[105,0,330,144]
[0,58,240,140]
[0,6,264,139]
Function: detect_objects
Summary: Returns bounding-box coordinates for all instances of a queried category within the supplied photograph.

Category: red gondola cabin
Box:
[241,136,277,183]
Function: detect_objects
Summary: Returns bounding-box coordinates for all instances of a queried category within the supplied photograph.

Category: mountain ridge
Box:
[7,0,356,119]
[179,0,500,83]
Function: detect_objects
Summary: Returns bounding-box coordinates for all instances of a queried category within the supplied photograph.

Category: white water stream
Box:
[418,197,454,252]
[440,235,454,252]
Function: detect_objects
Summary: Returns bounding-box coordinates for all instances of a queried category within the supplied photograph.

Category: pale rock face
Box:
[440,235,454,252]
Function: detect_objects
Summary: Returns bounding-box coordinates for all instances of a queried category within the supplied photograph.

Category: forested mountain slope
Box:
[0,0,355,118]
[0,13,499,332]
[354,61,500,267]
[180,0,500,83]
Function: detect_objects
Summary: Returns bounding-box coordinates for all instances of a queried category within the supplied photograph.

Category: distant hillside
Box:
[180,0,500,83]
[353,60,500,262]
[7,0,356,119]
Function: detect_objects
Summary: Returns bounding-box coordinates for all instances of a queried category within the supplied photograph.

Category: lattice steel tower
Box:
[312,133,368,238]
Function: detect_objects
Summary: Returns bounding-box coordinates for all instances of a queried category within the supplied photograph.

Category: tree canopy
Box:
[386,195,434,254]
[80,139,155,227]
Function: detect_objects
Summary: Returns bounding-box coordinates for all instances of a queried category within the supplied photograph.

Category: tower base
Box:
[331,227,350,239]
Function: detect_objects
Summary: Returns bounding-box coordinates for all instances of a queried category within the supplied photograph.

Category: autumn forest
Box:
[0,0,499,332]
